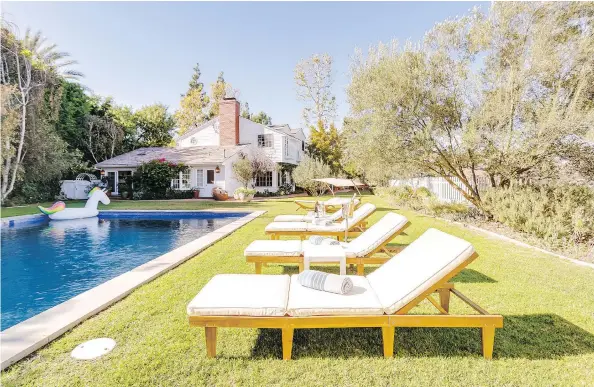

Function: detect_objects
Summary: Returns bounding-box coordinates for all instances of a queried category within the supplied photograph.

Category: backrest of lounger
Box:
[346,213,408,257]
[367,228,475,314]
[339,203,376,228]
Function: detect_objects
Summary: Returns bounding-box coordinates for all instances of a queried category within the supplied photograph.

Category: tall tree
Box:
[207,71,233,118]
[175,63,209,135]
[250,111,272,125]
[294,53,336,127]
[345,3,594,212]
[134,104,175,147]
[22,28,83,79]
[241,101,251,119]
[308,120,342,174]
[1,25,48,200]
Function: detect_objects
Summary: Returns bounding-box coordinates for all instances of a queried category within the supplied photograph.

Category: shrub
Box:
[292,156,332,196]
[132,159,187,199]
[231,157,254,188]
[482,184,594,245]
[234,187,256,196]
[278,182,293,196]
[165,189,194,200]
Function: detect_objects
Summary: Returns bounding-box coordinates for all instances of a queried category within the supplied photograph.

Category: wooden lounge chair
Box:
[245,212,410,275]
[265,203,376,241]
[187,229,503,360]
[294,197,360,213]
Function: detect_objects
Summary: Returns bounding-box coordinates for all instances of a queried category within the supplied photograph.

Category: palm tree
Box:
[22,28,83,79]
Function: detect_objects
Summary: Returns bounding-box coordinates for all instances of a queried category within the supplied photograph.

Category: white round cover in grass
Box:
[71,338,116,360]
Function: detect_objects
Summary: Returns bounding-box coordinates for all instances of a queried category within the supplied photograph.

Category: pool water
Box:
[1,211,246,330]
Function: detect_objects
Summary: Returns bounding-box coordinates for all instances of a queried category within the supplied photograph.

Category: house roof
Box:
[95,145,247,168]
[267,124,306,141]
[176,118,218,142]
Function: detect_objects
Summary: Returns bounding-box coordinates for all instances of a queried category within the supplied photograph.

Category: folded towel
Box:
[298,270,353,294]
[308,236,339,245]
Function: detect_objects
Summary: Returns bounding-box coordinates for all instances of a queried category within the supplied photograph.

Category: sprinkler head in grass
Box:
[71,338,116,360]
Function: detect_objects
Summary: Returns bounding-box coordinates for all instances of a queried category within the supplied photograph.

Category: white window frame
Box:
[284,137,289,157]
[172,171,191,190]
[195,169,205,188]
[258,134,273,148]
[206,169,215,185]
[255,171,273,187]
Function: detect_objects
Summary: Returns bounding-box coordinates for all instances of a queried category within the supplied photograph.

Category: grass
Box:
[2,195,594,386]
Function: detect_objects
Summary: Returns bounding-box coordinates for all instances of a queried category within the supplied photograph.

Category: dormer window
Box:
[258,134,273,148]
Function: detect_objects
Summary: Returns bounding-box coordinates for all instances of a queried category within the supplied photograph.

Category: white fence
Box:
[389,176,490,204]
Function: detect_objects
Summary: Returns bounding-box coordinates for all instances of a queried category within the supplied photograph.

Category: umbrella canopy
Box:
[312,178,365,195]
[312,178,365,187]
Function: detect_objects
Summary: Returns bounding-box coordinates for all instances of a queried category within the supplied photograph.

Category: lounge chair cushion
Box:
[287,274,384,316]
[367,228,475,315]
[244,240,302,257]
[346,213,408,257]
[265,203,376,233]
[338,203,376,228]
[187,274,290,317]
[274,210,343,223]
[265,221,310,232]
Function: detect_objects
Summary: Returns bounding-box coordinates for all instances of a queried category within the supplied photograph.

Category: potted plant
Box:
[118,182,129,199]
[234,187,256,202]
[192,187,200,199]
[212,187,229,201]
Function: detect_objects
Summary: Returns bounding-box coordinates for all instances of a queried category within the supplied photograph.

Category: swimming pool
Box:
[1,211,247,330]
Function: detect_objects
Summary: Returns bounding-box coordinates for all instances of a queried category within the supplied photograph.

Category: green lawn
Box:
[2,195,594,386]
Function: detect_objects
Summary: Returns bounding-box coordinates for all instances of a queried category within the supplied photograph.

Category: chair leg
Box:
[382,327,395,358]
[282,327,294,360]
[437,288,451,313]
[357,264,364,276]
[482,326,495,360]
[205,327,217,358]
[254,262,262,274]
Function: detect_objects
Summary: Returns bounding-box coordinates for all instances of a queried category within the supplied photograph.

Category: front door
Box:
[194,168,217,197]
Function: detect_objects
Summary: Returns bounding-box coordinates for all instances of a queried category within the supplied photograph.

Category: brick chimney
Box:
[218,97,240,146]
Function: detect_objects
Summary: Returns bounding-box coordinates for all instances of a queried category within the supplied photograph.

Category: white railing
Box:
[389,176,490,204]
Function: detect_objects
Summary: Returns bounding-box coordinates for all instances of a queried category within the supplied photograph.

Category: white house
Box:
[95,98,307,197]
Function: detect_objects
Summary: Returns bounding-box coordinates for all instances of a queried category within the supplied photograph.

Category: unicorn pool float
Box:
[38,187,110,220]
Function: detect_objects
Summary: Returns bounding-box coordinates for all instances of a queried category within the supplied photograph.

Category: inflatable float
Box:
[38,187,110,220]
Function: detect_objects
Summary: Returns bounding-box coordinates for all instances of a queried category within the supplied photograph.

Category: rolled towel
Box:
[308,236,340,246]
[298,270,354,295]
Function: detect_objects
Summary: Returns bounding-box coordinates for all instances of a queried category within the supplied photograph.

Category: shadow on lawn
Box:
[250,314,594,360]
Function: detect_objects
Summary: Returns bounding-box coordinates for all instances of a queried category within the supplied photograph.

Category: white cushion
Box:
[274,214,308,222]
[346,213,408,257]
[301,240,355,258]
[265,222,308,232]
[244,240,302,257]
[367,228,475,315]
[305,223,344,232]
[338,203,376,228]
[287,274,384,316]
[187,274,290,317]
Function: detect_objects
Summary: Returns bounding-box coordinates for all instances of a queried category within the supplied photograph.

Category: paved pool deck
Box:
[0,210,266,370]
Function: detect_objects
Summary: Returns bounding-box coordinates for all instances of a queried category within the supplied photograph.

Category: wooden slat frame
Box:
[248,222,411,275]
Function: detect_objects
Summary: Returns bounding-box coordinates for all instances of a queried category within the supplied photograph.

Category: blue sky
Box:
[4,1,486,129]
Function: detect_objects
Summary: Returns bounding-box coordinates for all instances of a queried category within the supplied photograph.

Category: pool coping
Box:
[0,210,266,370]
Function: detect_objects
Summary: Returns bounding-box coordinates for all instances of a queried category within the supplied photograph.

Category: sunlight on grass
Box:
[2,195,594,386]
